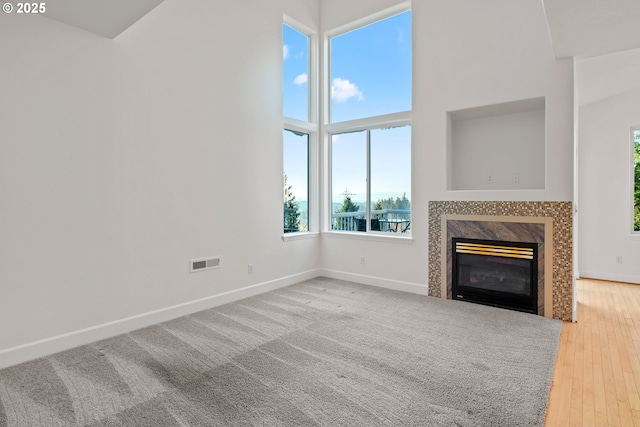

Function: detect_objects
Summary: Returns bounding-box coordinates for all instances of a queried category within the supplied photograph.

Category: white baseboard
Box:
[0,269,320,370]
[579,271,640,285]
[318,269,428,295]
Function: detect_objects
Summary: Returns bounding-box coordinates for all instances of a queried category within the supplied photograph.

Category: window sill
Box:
[282,231,319,242]
[322,231,413,244]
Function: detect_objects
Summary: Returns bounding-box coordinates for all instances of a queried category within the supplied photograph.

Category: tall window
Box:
[328,9,412,234]
[283,24,309,122]
[283,22,315,234]
[633,129,640,232]
[284,130,308,232]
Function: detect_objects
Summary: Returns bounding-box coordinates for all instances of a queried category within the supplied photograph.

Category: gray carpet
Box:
[0,277,562,426]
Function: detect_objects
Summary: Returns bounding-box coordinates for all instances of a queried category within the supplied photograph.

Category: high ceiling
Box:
[42,0,165,39]
[543,0,640,58]
[41,0,640,59]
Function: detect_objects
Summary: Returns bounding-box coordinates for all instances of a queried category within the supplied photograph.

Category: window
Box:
[327,9,412,234]
[283,24,309,122]
[283,21,315,234]
[633,129,640,232]
[330,11,411,124]
[284,130,308,232]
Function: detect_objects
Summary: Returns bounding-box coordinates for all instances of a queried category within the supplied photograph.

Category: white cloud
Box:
[293,73,308,86]
[283,44,290,60]
[331,78,364,103]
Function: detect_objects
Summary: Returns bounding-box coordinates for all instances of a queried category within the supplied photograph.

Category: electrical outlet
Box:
[360,256,365,265]
[487,175,493,184]
[616,256,622,264]
[512,173,520,183]
[248,264,254,274]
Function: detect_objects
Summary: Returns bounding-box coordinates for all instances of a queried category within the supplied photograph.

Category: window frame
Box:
[631,127,640,235]
[328,115,412,234]
[282,16,319,240]
[322,4,412,238]
[283,128,310,234]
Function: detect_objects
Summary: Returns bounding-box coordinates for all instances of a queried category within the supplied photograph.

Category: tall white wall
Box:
[577,48,640,284]
[320,0,574,288]
[0,0,578,368]
[0,0,320,367]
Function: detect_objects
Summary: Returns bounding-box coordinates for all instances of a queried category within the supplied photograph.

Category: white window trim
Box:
[324,120,413,239]
[326,111,411,135]
[323,2,411,128]
[283,16,318,238]
[282,231,319,242]
[323,230,413,244]
[323,1,411,41]
[283,15,318,125]
[321,5,412,238]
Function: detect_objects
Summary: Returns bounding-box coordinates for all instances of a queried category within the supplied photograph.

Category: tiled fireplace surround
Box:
[428,201,573,321]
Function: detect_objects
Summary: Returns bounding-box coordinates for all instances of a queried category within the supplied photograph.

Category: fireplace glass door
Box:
[452,238,538,314]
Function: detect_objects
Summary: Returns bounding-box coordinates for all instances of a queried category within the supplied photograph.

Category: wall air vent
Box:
[190,256,221,273]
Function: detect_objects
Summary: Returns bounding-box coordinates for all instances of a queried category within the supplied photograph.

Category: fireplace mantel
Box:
[428,201,573,321]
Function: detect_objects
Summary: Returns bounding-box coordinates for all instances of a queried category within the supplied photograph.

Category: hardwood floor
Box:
[546,278,640,427]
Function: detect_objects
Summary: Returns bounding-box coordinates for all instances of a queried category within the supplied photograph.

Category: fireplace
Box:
[452,238,538,314]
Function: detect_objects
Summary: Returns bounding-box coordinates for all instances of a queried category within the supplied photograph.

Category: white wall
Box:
[577,48,640,283]
[0,0,577,368]
[320,0,574,289]
[0,0,320,367]
[450,108,546,191]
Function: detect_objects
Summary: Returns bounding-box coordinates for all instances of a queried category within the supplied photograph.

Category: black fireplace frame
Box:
[452,237,538,314]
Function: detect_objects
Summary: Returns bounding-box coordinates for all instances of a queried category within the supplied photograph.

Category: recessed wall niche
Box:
[447,97,545,191]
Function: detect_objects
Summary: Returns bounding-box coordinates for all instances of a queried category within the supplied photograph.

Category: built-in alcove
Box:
[447,97,546,191]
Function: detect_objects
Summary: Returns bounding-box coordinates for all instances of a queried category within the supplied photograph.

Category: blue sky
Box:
[284,11,412,204]
[331,126,411,205]
[283,129,308,200]
[283,25,309,122]
[330,11,412,123]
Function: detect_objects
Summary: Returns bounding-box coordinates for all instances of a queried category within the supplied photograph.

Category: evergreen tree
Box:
[373,200,383,219]
[374,193,411,210]
[634,132,640,231]
[283,174,300,232]
[337,195,360,213]
[334,192,360,230]
[395,193,410,210]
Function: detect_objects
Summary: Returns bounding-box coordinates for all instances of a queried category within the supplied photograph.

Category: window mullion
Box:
[366,129,371,231]
[306,35,312,123]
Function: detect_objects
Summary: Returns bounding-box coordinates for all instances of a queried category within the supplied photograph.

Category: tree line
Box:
[635,132,640,231]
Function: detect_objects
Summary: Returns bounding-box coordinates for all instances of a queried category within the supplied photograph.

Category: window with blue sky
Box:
[283,9,411,235]
[283,25,309,122]
[283,23,311,234]
[329,9,412,234]
[330,11,411,123]
[283,130,309,232]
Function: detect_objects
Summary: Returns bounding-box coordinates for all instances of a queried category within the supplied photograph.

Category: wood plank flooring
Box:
[546,278,640,427]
